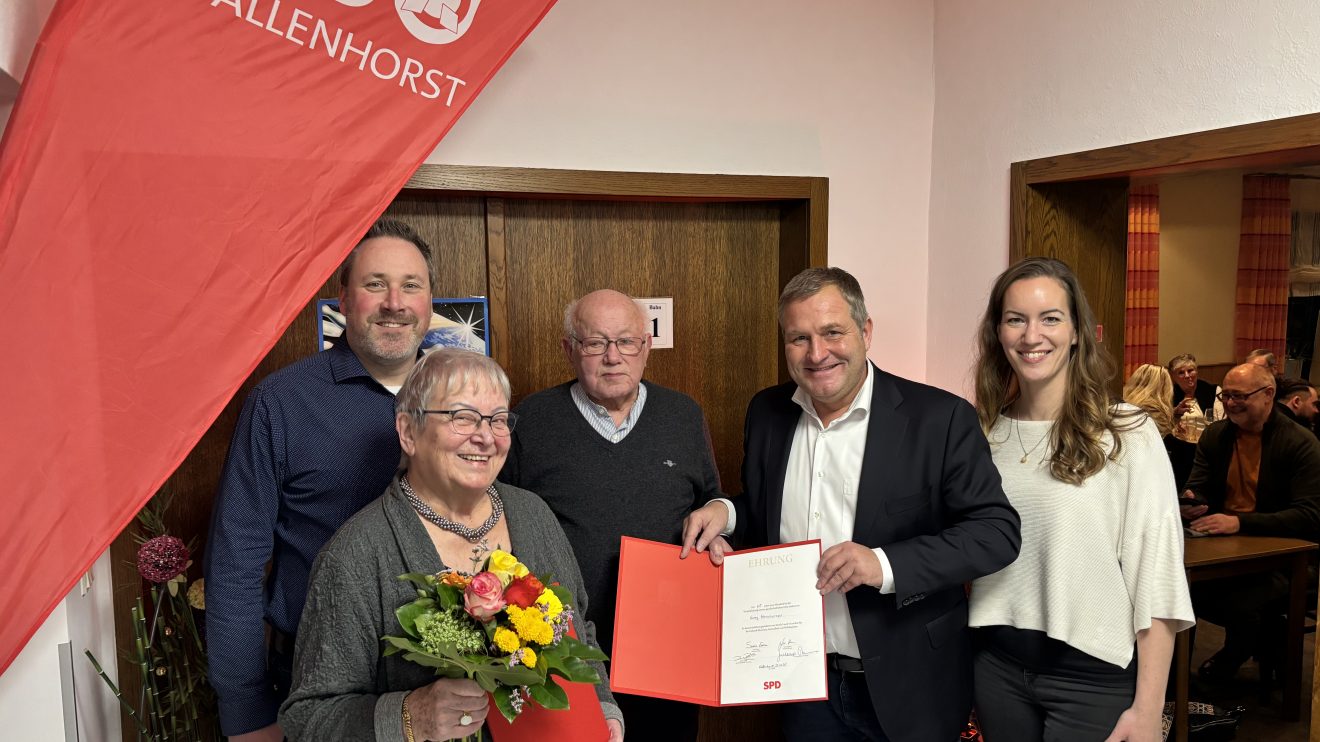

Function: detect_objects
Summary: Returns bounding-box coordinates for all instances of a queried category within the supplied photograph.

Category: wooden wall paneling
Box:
[484,198,509,369]
[405,164,823,202]
[1019,112,1320,184]
[109,197,488,737]
[1013,178,1130,394]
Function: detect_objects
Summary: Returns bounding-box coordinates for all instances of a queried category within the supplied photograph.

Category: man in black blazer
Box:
[682,267,1020,741]
[1182,363,1320,680]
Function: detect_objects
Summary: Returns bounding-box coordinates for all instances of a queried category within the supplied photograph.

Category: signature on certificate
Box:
[732,641,769,665]
[777,638,820,663]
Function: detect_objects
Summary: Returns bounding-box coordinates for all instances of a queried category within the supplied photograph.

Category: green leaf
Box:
[476,663,542,687]
[492,687,520,723]
[397,572,438,591]
[393,597,435,637]
[559,636,607,662]
[381,636,426,655]
[528,675,569,709]
[474,672,498,693]
[549,656,601,684]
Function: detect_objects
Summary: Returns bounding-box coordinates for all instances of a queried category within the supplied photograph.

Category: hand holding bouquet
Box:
[383,549,607,724]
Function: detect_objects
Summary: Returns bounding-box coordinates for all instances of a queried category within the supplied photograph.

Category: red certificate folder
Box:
[610,537,827,707]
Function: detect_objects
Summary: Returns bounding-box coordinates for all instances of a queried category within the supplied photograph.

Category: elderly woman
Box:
[969,258,1194,742]
[280,349,625,741]
[1167,353,1222,424]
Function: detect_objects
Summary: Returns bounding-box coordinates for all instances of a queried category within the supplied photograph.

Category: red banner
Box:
[0,0,555,674]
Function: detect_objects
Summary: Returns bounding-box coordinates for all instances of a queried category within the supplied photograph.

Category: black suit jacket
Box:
[730,365,1021,742]
[1185,408,1320,539]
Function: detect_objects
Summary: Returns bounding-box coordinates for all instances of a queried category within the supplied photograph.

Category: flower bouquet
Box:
[382,549,607,726]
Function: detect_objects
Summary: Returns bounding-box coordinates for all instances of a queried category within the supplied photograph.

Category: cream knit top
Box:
[969,405,1195,668]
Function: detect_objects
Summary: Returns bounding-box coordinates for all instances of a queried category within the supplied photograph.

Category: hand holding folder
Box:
[610,537,828,707]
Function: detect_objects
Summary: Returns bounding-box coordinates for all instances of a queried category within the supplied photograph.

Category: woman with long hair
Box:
[969,258,1194,742]
[1123,364,1175,437]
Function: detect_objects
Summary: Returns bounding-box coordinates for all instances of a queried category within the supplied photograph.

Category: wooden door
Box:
[1011,170,1130,394]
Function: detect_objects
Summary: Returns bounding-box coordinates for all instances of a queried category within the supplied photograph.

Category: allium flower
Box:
[418,610,487,655]
[186,578,206,610]
[137,536,190,584]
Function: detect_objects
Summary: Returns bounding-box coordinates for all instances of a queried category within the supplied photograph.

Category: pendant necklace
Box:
[1015,417,1048,464]
[400,474,504,543]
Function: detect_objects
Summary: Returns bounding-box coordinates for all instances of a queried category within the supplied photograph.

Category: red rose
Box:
[503,574,545,608]
[464,571,507,621]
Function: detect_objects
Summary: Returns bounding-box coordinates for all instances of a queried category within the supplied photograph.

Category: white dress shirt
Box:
[779,365,893,659]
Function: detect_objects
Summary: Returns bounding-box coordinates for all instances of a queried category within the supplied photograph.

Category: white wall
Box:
[432,0,937,380]
[928,0,1320,395]
[0,599,68,740]
[0,550,118,742]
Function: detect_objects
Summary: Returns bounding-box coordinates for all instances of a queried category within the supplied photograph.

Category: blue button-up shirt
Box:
[204,342,402,735]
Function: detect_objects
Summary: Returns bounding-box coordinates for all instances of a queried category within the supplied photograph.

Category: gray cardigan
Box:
[279,478,622,740]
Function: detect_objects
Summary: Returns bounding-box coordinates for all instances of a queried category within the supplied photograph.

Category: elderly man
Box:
[500,288,721,742]
[682,267,1021,741]
[1182,363,1320,681]
[205,219,434,741]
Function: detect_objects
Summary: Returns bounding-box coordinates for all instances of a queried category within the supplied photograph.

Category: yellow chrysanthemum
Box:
[534,589,563,619]
[521,647,538,668]
[487,550,529,586]
[508,605,554,645]
[493,627,521,654]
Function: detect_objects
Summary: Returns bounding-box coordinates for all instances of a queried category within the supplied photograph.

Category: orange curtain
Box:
[1234,176,1291,362]
[1124,185,1160,380]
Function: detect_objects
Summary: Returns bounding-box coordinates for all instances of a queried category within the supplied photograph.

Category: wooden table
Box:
[1173,535,1316,741]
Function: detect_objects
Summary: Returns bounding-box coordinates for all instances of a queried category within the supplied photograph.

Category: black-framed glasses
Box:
[1216,386,1270,404]
[572,335,645,356]
[420,409,518,436]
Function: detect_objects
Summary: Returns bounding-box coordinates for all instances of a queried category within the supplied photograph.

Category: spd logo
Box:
[763,680,781,690]
[336,0,482,44]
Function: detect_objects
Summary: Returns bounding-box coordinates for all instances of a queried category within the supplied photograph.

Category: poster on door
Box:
[318,297,490,356]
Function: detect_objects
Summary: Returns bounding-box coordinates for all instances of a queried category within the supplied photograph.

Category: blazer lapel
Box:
[764,388,800,545]
[852,365,908,541]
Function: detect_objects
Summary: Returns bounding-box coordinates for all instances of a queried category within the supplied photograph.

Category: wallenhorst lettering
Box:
[211,0,469,104]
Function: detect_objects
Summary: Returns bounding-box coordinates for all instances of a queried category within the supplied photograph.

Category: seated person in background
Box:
[280,350,624,741]
[1124,364,1189,491]
[1124,364,1175,437]
[1181,363,1320,682]
[1246,348,1283,380]
[1276,377,1318,434]
[1168,353,1223,425]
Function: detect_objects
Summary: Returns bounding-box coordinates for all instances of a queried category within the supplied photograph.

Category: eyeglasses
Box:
[420,409,518,436]
[1216,387,1271,404]
[572,336,645,356]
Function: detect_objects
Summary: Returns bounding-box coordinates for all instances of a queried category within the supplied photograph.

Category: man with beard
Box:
[1276,377,1318,435]
[205,219,434,741]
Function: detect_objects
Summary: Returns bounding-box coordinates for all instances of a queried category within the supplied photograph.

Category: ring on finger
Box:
[460,713,473,726]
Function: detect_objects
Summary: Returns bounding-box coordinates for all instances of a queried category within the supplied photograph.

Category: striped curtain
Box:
[1234,176,1291,361]
[1124,185,1160,379]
